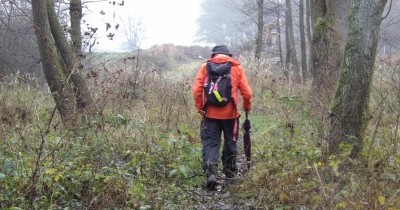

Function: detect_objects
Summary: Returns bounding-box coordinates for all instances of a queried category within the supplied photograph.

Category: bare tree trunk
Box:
[310,0,328,89]
[310,0,350,95]
[328,0,388,158]
[305,0,312,79]
[70,0,82,56]
[47,0,95,117]
[306,0,312,43]
[276,1,284,67]
[32,0,77,124]
[299,0,307,81]
[285,0,299,80]
[255,0,264,60]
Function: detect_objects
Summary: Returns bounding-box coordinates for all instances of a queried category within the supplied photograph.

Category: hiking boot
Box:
[206,174,218,190]
[223,168,236,179]
[204,164,219,190]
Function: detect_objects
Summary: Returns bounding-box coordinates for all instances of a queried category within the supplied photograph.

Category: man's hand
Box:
[197,110,205,119]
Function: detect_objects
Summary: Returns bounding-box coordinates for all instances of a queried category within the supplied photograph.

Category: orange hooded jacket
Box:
[192,54,252,119]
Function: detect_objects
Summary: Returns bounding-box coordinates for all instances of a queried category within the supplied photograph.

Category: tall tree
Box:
[32,0,77,124]
[299,0,307,81]
[310,0,350,94]
[305,0,312,43]
[262,0,285,65]
[255,0,264,60]
[47,0,94,116]
[328,0,388,158]
[32,0,95,124]
[120,13,144,52]
[310,0,327,90]
[70,0,82,56]
[274,0,284,67]
[196,0,274,52]
[305,0,312,79]
[0,1,39,76]
[284,0,299,79]
[196,0,249,46]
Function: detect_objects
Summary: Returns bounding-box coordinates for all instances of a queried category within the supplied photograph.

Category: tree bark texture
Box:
[306,0,312,82]
[299,0,308,81]
[306,0,312,43]
[70,0,83,56]
[285,0,300,80]
[32,0,77,124]
[310,0,350,95]
[47,0,95,117]
[328,0,388,158]
[255,0,264,60]
[276,1,284,67]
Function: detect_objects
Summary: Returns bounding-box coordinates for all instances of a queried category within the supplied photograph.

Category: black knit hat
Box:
[211,45,232,57]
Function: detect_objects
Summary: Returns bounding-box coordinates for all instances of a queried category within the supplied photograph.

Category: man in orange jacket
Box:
[192,45,252,189]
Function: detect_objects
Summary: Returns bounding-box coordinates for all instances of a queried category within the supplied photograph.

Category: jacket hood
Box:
[208,54,240,66]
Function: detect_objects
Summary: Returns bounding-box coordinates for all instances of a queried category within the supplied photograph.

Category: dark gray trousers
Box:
[200,117,239,175]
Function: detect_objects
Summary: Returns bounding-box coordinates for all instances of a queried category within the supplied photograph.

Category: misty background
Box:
[0,0,399,79]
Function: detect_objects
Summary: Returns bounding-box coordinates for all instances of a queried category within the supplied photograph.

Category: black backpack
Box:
[203,61,233,107]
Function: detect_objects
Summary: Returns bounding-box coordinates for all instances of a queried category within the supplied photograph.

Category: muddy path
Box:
[188,144,258,210]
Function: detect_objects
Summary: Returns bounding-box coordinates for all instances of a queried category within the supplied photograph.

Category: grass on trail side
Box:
[1,55,399,209]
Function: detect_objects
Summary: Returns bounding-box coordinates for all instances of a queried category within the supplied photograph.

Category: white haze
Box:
[83,0,203,51]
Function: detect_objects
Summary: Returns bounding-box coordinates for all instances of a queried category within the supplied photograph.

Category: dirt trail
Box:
[188,146,257,210]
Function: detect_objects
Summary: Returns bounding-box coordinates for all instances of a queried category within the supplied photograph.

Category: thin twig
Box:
[26,105,57,204]
[27,125,46,206]
[382,0,392,21]
[313,162,327,197]
[46,105,57,134]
